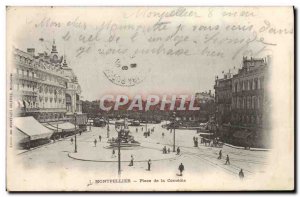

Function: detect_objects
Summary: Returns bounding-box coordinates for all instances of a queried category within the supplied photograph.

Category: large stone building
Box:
[214,72,233,125]
[11,40,85,123]
[214,56,271,148]
[231,57,269,128]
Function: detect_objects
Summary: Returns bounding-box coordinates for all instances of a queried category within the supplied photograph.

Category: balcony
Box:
[18,108,67,113]
[232,89,264,97]
[13,90,38,96]
[216,98,232,104]
[39,108,67,113]
[13,74,66,88]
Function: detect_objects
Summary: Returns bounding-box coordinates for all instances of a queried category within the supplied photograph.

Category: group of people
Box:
[69,123,245,180]
[218,150,230,165]
[93,135,102,147]
[127,155,152,171]
[162,146,171,154]
[162,146,181,155]
[218,150,244,179]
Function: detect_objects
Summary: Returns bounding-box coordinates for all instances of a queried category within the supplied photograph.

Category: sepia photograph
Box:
[5,6,294,191]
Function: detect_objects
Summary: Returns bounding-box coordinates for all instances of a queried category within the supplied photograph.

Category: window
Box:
[254,78,258,89]
[247,97,251,109]
[242,81,245,90]
[252,96,256,109]
[235,82,238,92]
[260,77,264,89]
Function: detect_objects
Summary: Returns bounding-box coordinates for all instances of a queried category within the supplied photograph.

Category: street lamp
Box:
[172,111,177,152]
[74,112,77,153]
[107,119,110,138]
[115,119,124,176]
[145,112,148,133]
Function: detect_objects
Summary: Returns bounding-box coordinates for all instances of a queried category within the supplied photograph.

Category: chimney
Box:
[27,48,35,56]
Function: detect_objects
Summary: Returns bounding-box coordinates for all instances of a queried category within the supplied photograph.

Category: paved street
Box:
[17,122,270,182]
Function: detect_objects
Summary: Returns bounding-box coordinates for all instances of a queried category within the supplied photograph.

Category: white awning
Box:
[57,122,76,131]
[42,123,63,133]
[14,116,53,140]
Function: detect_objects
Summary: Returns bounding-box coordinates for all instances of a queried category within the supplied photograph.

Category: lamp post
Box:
[107,119,110,138]
[115,119,124,176]
[74,112,77,153]
[172,112,176,152]
[145,112,148,133]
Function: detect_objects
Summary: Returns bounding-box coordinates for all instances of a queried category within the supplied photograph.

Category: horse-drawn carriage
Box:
[200,133,223,148]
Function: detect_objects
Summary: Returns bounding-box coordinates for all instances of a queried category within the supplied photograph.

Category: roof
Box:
[14,116,53,140]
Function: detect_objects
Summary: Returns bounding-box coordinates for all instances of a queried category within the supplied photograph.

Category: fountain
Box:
[107,118,140,148]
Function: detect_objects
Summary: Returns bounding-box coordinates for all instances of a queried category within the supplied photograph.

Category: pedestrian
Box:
[112,149,115,158]
[178,163,184,176]
[239,169,244,179]
[177,147,181,155]
[167,148,171,154]
[70,138,73,144]
[218,150,222,159]
[163,146,167,154]
[94,139,97,147]
[99,135,102,142]
[225,154,230,165]
[147,159,151,171]
[129,155,134,166]
[136,128,138,133]
[142,127,143,131]
[162,132,165,138]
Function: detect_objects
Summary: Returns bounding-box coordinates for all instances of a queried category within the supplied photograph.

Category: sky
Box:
[7,7,288,101]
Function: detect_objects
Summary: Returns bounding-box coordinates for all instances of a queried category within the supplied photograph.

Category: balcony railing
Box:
[17,107,67,113]
[39,108,67,113]
[13,74,66,88]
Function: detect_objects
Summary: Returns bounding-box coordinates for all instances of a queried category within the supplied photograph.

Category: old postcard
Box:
[6,7,294,191]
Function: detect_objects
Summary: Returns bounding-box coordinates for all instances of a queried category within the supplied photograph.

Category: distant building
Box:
[11,40,86,124]
[192,91,215,122]
[195,90,214,104]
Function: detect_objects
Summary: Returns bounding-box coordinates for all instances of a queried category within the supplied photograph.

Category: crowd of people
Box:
[69,123,245,179]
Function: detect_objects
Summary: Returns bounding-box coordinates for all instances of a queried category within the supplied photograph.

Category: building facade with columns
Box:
[11,41,84,123]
